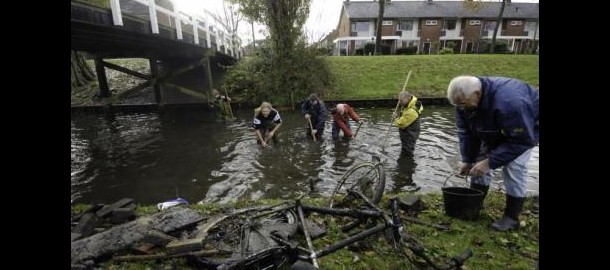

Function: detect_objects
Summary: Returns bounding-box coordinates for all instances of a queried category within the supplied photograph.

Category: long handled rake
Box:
[307,118,317,142]
[381,70,412,151]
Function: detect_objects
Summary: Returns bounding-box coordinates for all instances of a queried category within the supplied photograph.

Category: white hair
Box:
[336,103,346,114]
[446,76,482,105]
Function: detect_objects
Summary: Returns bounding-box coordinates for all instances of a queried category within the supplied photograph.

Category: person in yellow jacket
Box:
[392,91,423,155]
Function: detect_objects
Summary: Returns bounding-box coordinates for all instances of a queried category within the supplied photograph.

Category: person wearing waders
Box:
[253,102,282,148]
[446,75,539,231]
[331,103,363,140]
[392,91,423,156]
[300,93,328,141]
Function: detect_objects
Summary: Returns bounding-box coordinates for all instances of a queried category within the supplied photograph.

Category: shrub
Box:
[395,46,418,55]
[380,44,392,55]
[438,47,454,54]
[364,43,375,55]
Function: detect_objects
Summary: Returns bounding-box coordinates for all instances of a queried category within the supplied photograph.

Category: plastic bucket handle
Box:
[442,174,469,188]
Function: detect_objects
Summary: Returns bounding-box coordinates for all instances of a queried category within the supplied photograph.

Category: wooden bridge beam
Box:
[93,56,111,98]
[149,58,162,104]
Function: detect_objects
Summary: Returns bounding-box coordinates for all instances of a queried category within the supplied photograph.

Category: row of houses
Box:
[321,0,539,55]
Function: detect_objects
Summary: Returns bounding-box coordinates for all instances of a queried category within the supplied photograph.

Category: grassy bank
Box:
[73,191,538,270]
[326,54,539,100]
[72,55,538,105]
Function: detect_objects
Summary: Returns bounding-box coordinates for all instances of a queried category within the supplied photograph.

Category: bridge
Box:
[71,0,242,105]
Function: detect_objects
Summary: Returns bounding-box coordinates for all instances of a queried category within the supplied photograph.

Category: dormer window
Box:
[510,20,523,26]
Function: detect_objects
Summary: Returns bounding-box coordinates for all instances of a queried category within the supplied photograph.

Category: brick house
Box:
[333,0,539,55]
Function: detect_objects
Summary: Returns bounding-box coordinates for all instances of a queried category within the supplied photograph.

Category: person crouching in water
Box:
[253,102,282,148]
[331,103,363,140]
[301,93,327,141]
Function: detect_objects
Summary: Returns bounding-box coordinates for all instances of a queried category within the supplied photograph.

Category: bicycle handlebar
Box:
[450,249,473,268]
[405,246,473,270]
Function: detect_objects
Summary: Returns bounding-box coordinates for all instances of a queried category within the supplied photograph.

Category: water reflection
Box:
[71,106,539,205]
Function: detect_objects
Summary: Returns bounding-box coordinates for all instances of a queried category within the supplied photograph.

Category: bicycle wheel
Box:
[329,161,386,209]
[198,205,294,264]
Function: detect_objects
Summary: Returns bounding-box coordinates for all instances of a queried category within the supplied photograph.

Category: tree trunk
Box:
[71,50,95,92]
[375,0,385,55]
[490,0,507,54]
[71,207,204,264]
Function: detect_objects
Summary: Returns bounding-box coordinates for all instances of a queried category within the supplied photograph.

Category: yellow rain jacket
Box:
[394,96,423,129]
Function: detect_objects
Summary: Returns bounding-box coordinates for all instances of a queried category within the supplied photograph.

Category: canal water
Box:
[71,105,539,205]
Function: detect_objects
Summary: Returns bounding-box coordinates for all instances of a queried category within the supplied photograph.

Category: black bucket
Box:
[441,175,484,221]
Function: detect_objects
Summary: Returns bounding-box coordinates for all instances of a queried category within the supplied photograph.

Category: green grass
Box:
[326,54,539,100]
[74,192,538,270]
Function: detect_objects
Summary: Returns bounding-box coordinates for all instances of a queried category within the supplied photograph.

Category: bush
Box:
[380,44,392,55]
[395,46,418,55]
[485,42,509,54]
[222,43,334,107]
[364,43,375,55]
[438,47,454,54]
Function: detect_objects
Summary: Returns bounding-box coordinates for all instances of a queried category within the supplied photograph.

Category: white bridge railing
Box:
[108,0,241,58]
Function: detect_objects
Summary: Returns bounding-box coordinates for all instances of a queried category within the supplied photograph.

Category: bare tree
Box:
[220,0,244,56]
[375,0,385,55]
[464,0,507,54]
[490,0,507,53]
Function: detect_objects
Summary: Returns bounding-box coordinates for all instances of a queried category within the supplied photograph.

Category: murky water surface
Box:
[71,106,538,205]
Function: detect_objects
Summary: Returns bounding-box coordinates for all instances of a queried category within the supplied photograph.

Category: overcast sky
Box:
[173,0,539,44]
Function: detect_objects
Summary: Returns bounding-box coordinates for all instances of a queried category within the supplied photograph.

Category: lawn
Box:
[326,54,539,100]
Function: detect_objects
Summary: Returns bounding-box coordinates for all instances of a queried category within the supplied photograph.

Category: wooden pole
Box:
[308,118,317,142]
[353,121,363,138]
[381,70,412,151]
[224,89,235,119]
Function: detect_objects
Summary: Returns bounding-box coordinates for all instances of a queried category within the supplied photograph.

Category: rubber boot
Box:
[491,194,524,231]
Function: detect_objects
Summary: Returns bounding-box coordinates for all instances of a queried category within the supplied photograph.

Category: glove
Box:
[359,120,364,125]
[312,129,318,135]
[392,112,398,119]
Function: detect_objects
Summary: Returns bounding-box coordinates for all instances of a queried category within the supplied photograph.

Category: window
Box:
[510,20,523,26]
[484,20,497,31]
[382,20,393,26]
[355,40,367,49]
[425,20,437,26]
[398,20,413,31]
[351,21,369,32]
[443,19,457,30]
[469,20,481,26]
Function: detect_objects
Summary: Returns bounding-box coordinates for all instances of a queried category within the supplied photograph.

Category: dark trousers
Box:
[398,118,421,155]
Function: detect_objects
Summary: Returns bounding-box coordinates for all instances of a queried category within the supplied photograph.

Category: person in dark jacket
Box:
[301,94,328,140]
[447,75,539,231]
[331,103,363,140]
[253,102,282,148]
[211,88,232,120]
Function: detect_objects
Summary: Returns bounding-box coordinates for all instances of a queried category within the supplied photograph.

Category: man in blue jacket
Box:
[446,75,539,231]
[301,93,328,141]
